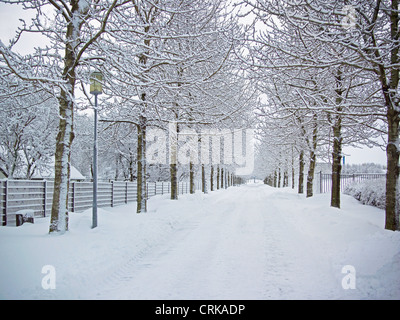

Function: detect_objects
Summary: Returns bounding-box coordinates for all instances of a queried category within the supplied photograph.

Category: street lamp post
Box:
[90,72,103,229]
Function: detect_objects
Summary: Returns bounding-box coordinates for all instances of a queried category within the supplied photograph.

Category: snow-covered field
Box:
[0,182,399,300]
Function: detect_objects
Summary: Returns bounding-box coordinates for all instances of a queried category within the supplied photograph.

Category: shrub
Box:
[343,178,387,210]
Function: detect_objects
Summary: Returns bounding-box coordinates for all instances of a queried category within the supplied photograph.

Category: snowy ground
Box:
[0,182,399,300]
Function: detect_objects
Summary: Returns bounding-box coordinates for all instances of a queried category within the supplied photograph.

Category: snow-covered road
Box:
[92,185,272,299]
[1,183,399,299]
[82,184,399,299]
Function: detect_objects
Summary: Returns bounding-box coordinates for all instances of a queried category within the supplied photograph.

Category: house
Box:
[29,158,86,181]
[2,157,86,181]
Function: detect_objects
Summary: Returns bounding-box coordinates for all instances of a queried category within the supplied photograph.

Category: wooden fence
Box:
[0,180,203,226]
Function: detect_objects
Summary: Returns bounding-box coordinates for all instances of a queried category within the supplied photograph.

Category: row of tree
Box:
[241,0,398,231]
[0,0,254,233]
[1,0,399,233]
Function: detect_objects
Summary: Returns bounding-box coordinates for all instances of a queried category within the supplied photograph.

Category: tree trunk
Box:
[330,121,342,208]
[210,165,214,191]
[298,150,304,194]
[306,151,316,198]
[278,168,281,188]
[306,115,318,198]
[331,70,343,209]
[137,116,147,213]
[217,165,220,189]
[384,0,400,230]
[129,154,135,182]
[170,122,178,200]
[137,18,152,210]
[201,164,206,193]
[49,88,74,233]
[49,7,80,232]
[170,163,178,199]
[190,161,195,194]
[115,153,120,181]
[385,108,400,230]
[291,147,295,189]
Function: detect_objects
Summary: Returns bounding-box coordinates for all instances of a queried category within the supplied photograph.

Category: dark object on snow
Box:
[15,210,35,226]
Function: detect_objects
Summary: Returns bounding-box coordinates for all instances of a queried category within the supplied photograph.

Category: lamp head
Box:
[90,72,103,95]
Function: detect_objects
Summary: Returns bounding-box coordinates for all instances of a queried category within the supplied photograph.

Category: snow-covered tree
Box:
[0,73,57,179]
[249,0,399,230]
[99,0,252,205]
[241,0,385,210]
[0,0,126,233]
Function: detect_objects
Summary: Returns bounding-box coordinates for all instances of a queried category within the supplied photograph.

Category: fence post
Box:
[125,181,128,204]
[111,181,114,207]
[43,180,47,217]
[3,180,7,226]
[71,182,75,213]
[319,171,322,194]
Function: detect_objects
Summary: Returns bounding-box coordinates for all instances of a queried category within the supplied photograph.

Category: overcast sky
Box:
[0,3,22,41]
[0,2,388,166]
[343,145,386,166]
[0,3,37,54]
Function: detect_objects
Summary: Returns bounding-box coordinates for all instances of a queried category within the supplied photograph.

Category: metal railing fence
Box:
[318,172,386,194]
[0,179,205,226]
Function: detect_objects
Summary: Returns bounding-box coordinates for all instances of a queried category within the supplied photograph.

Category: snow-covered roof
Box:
[30,158,85,180]
[31,165,85,180]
